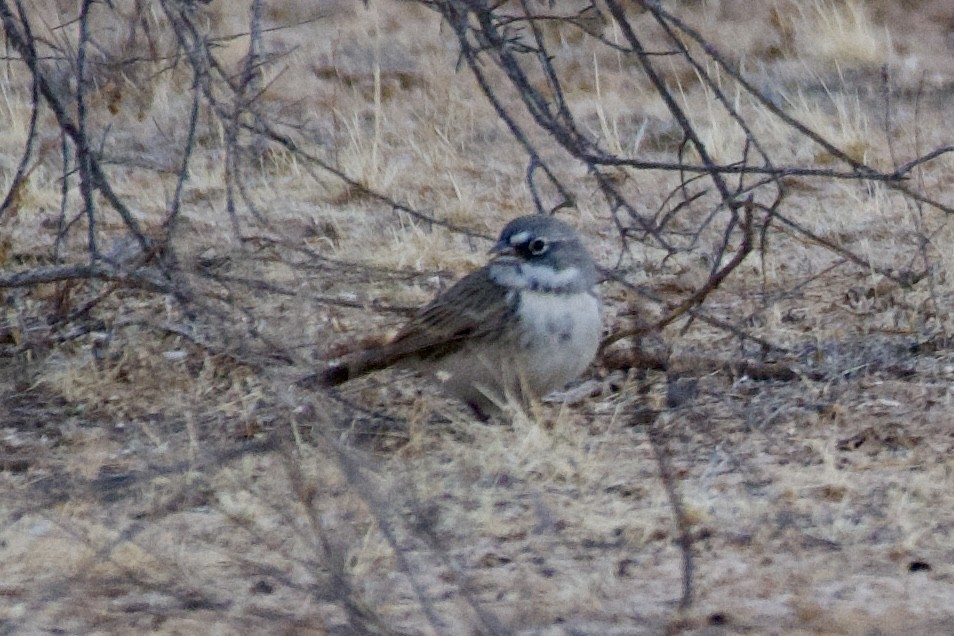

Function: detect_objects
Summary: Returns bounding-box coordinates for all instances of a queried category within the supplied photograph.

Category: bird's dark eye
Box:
[528,237,548,255]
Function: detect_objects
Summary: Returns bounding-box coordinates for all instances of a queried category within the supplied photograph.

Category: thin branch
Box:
[0,8,39,219]
[0,263,171,294]
[0,0,152,253]
[647,418,694,610]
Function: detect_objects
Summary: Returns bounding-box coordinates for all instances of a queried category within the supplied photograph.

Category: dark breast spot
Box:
[546,315,574,344]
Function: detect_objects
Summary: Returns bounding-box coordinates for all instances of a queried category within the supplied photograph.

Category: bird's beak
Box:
[489,240,516,257]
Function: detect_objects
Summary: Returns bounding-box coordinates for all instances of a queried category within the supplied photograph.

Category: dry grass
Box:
[3,0,954,634]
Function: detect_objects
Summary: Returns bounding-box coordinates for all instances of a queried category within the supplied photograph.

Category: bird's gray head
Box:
[489,215,598,293]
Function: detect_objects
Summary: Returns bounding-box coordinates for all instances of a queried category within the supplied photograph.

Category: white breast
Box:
[512,290,602,396]
[422,289,601,413]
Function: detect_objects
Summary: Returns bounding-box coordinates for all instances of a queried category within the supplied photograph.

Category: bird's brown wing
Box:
[319,268,514,386]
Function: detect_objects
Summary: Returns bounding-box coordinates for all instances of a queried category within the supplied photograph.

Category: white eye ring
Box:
[508,231,531,246]
[528,238,549,255]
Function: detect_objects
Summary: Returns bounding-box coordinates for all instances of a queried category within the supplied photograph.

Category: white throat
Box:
[489,262,583,293]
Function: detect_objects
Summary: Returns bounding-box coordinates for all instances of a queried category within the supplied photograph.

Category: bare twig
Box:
[647,417,694,609]
[0,263,171,293]
[0,0,152,254]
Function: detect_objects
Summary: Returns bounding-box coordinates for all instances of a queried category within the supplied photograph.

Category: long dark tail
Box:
[300,349,403,388]
[317,363,352,386]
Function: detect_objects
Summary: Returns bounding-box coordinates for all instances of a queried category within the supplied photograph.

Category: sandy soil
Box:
[3,1,954,634]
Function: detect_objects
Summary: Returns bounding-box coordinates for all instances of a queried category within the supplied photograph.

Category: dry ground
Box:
[3,1,954,634]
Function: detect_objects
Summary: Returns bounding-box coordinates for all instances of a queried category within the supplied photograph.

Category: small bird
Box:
[320,215,602,417]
